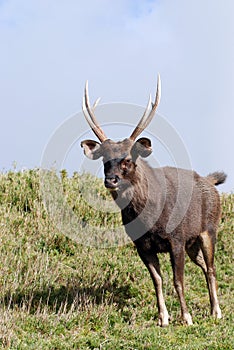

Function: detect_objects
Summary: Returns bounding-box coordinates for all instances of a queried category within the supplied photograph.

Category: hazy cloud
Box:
[0,0,233,191]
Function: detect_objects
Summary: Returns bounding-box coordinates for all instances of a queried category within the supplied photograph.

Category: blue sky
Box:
[0,0,234,192]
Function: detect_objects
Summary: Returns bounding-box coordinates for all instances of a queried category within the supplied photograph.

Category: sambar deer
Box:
[81,75,226,326]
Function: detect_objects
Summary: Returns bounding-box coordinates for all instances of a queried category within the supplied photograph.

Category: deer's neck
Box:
[114,159,153,215]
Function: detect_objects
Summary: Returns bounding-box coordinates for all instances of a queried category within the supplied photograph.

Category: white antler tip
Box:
[158,73,161,88]
[156,73,161,103]
[93,97,101,109]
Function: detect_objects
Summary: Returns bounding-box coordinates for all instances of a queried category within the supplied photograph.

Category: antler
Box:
[130,74,161,141]
[82,81,107,142]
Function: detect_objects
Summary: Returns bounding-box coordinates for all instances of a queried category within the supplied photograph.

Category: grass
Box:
[0,169,233,349]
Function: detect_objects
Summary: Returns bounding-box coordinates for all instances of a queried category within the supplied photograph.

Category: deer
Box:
[80,75,226,326]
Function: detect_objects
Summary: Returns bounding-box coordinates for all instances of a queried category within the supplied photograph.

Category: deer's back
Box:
[135,166,222,250]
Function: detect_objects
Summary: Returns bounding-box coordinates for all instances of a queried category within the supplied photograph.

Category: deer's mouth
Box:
[107,187,119,192]
[104,175,120,190]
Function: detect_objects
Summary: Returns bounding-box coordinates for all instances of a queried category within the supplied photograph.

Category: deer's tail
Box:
[206,171,227,186]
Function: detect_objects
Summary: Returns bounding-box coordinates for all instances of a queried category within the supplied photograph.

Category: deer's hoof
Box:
[183,312,193,326]
[158,313,170,327]
[212,306,222,319]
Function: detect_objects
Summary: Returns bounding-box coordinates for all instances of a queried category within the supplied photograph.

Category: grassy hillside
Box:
[0,169,233,349]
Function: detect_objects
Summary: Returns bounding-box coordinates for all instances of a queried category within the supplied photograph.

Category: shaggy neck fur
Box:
[112,158,155,217]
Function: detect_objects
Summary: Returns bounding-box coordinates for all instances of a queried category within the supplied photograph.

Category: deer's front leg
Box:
[136,247,169,327]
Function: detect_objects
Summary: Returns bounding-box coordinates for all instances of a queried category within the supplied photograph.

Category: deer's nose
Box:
[104,175,120,189]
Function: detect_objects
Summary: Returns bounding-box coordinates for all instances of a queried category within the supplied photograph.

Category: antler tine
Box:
[129,94,152,141]
[82,81,107,142]
[84,81,99,126]
[93,97,101,110]
[130,74,161,141]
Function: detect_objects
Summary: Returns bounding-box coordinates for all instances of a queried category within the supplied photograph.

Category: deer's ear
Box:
[81,140,102,160]
[131,137,152,159]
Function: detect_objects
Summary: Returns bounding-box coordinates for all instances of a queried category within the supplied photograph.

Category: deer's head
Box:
[81,76,161,193]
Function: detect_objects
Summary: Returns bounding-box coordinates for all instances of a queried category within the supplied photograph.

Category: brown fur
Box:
[81,135,226,326]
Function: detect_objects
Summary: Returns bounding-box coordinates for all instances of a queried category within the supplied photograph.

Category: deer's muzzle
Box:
[104,175,120,189]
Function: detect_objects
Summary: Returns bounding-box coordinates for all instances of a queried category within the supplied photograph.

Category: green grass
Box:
[0,169,233,349]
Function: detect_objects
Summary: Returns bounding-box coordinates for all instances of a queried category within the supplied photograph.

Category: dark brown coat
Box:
[81,77,226,326]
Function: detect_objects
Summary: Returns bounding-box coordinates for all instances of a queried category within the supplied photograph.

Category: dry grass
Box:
[0,169,233,349]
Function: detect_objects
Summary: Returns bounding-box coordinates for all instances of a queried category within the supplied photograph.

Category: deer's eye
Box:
[120,158,133,173]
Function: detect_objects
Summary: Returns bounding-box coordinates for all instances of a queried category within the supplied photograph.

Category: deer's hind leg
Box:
[186,232,222,319]
[186,237,207,273]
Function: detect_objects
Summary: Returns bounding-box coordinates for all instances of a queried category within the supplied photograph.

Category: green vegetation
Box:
[0,169,233,349]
